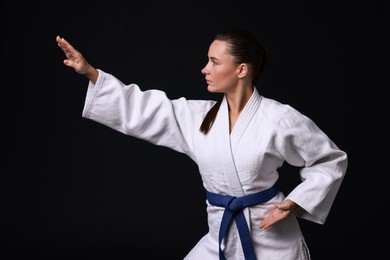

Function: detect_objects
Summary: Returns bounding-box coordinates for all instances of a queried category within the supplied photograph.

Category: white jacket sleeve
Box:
[82,69,209,161]
[274,106,348,224]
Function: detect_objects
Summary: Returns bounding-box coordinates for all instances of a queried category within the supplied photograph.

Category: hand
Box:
[56,35,98,84]
[259,199,297,229]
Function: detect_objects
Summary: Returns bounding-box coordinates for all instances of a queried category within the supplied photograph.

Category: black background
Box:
[3,1,386,259]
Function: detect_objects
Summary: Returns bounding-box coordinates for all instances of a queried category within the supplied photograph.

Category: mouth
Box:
[205,79,212,85]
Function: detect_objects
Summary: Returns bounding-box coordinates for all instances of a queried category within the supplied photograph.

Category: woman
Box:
[56,28,347,259]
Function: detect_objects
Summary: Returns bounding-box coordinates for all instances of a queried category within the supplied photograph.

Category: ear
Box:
[237,63,248,79]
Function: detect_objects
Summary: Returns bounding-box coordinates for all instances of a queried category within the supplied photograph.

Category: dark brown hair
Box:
[199,28,268,134]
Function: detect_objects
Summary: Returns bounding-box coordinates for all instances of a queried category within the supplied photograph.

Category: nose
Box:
[201,66,208,75]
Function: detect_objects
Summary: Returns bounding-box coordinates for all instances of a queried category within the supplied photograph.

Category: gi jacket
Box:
[82,69,348,260]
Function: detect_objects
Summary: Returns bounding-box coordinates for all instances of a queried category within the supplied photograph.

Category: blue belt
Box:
[206,184,278,260]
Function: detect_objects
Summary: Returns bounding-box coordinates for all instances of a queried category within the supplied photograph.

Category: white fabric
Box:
[82,69,348,260]
[215,96,247,196]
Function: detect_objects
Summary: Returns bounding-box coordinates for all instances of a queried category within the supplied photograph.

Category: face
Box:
[201,40,240,93]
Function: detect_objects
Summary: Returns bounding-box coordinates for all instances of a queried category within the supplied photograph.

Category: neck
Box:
[226,85,254,115]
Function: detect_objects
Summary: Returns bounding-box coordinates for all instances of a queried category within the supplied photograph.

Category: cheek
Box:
[213,67,233,81]
[214,68,236,86]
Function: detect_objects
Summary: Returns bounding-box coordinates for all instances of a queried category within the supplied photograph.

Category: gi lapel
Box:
[216,89,262,196]
[216,96,245,196]
[230,88,262,153]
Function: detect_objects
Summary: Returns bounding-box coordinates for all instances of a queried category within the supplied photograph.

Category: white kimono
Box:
[82,69,348,260]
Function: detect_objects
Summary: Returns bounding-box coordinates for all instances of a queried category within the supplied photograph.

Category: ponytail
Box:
[199,97,223,134]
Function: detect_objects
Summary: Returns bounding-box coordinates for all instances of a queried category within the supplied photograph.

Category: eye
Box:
[210,57,219,66]
[211,59,219,66]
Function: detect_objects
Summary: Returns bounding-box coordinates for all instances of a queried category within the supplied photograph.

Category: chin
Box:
[207,85,222,93]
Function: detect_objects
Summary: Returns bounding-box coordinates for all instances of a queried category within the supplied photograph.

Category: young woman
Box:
[56,28,347,260]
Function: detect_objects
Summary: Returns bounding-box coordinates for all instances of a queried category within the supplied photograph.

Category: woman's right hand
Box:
[56,35,98,84]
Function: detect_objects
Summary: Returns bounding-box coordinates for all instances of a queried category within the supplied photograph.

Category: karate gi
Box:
[82,69,348,260]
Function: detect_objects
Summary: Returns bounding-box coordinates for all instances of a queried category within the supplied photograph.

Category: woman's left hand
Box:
[259,199,297,229]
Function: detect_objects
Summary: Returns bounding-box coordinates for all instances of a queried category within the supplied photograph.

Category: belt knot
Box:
[206,184,278,260]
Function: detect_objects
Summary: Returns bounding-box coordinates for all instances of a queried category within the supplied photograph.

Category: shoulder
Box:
[259,96,313,129]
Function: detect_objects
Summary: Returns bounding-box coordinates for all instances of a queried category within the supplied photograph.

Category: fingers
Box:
[258,200,298,229]
[259,212,281,229]
[259,217,272,229]
[56,35,68,52]
[56,35,82,68]
[59,36,75,53]
[259,205,292,229]
[56,35,79,58]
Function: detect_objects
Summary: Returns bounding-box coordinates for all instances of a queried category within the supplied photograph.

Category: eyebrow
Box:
[210,57,220,62]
